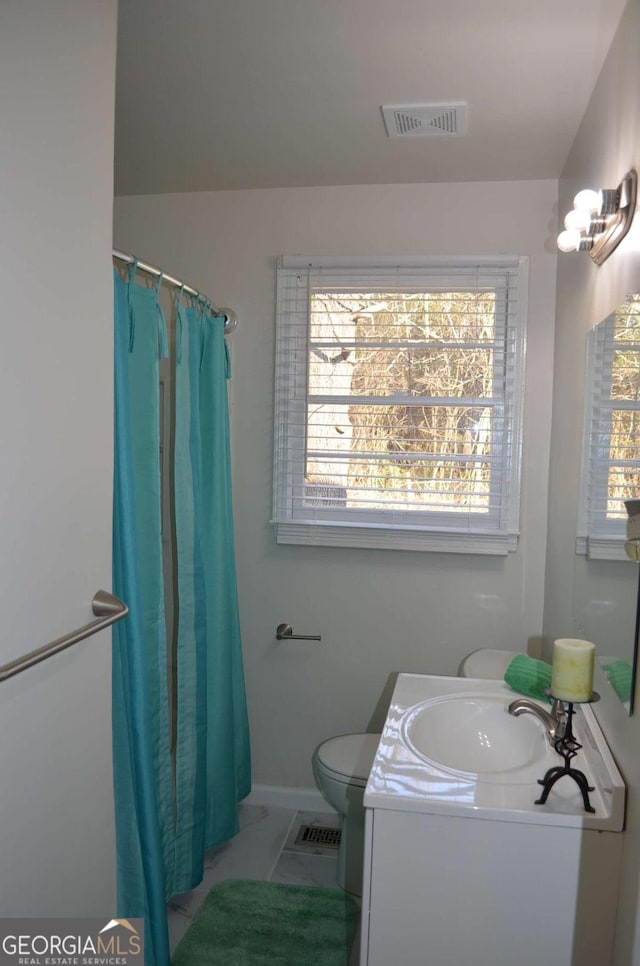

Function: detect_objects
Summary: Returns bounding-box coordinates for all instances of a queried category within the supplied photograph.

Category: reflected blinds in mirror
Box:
[578,295,640,558]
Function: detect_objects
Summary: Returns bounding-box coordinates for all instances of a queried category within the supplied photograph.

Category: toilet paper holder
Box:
[276,623,321,641]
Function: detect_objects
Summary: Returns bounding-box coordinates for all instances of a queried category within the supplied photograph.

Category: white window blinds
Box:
[272,256,528,554]
[577,295,640,560]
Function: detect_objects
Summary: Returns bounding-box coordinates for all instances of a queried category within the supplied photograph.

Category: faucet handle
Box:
[550,698,567,739]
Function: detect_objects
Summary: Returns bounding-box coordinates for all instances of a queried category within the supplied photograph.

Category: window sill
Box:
[575,536,627,561]
[273,521,518,555]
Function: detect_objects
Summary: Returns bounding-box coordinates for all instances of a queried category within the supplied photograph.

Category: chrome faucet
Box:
[508,697,567,741]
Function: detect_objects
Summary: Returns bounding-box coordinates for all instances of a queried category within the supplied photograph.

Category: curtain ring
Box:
[175,284,185,365]
[127,258,139,351]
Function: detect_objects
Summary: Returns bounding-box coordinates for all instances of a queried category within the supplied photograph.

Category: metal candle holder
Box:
[535,692,600,814]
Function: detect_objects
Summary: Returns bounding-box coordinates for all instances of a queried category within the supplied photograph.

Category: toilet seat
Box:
[315,733,380,787]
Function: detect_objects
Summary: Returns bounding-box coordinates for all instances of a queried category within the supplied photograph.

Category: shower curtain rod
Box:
[112,249,238,333]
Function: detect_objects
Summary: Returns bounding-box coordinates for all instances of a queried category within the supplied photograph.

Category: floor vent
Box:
[381,102,467,139]
[295,825,341,849]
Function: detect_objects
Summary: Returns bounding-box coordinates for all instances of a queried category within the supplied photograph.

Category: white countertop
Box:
[363,673,625,831]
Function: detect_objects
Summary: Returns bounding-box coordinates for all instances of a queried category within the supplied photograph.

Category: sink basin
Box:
[365,674,625,831]
[401,692,549,776]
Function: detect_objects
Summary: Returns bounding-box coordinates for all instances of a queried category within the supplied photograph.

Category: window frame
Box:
[272,255,528,554]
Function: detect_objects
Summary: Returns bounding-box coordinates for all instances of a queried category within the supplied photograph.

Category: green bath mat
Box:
[172,879,359,966]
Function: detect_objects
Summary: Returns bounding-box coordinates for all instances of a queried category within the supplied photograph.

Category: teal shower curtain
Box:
[112,268,173,966]
[112,270,250,965]
[172,298,251,892]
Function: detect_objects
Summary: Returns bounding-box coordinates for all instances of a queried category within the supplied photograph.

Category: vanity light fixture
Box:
[557,169,637,265]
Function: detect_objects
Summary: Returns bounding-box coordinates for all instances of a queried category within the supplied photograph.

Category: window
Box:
[272,256,528,554]
[577,295,640,560]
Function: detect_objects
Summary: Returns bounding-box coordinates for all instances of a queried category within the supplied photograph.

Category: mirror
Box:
[573,295,640,713]
[573,557,637,712]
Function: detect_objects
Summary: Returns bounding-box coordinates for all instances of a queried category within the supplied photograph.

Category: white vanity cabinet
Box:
[360,806,622,966]
[359,674,625,966]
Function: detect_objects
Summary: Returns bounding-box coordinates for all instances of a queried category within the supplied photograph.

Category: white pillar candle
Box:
[551,638,595,702]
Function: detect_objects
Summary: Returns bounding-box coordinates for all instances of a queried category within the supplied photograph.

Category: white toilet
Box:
[312,732,380,896]
[459,647,520,679]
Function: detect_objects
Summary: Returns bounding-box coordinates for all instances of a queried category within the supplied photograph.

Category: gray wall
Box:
[543,0,640,961]
[115,179,558,788]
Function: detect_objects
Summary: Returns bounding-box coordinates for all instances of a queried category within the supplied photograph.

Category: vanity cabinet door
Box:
[364,809,580,966]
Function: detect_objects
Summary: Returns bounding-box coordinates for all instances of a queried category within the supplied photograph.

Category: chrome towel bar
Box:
[276,623,321,641]
[0,590,128,682]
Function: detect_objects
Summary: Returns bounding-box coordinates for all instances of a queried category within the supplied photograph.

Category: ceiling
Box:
[114,0,628,196]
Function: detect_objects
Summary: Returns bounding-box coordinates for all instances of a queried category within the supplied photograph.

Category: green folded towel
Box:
[602,660,633,704]
[504,654,552,703]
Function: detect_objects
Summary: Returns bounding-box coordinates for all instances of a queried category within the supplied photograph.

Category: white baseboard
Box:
[244,783,337,815]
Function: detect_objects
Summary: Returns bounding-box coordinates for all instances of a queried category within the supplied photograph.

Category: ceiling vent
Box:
[381,103,467,139]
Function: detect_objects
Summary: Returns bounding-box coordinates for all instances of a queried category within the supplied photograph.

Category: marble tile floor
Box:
[168,803,360,962]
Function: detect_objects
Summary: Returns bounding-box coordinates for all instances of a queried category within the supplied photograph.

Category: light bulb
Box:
[557,229,582,253]
[564,208,592,232]
[573,188,603,213]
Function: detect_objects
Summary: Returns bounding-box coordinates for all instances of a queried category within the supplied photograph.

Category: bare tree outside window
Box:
[305,291,499,514]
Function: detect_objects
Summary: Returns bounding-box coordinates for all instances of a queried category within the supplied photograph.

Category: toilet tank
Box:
[459,648,520,679]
